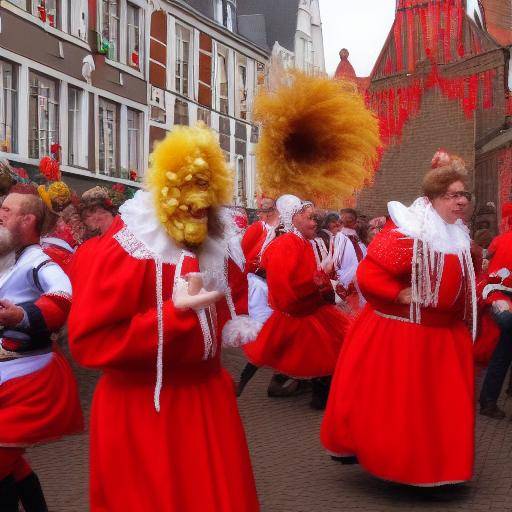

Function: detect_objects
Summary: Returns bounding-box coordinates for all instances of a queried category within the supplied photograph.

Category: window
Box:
[175,25,191,97]
[174,99,189,126]
[7,0,29,10]
[29,72,59,159]
[32,0,59,28]
[127,3,141,69]
[99,99,118,177]
[236,156,246,205]
[197,108,211,127]
[68,87,82,167]
[101,0,120,61]
[0,61,17,154]
[216,47,229,115]
[235,55,247,120]
[127,108,141,174]
[213,0,236,32]
[68,0,88,41]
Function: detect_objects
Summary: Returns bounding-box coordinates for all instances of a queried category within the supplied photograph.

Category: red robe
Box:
[321,226,474,486]
[243,233,348,377]
[241,221,268,274]
[68,217,259,512]
[474,231,512,364]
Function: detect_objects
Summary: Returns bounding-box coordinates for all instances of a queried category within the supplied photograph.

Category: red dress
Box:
[243,233,348,377]
[321,227,475,486]
[68,217,259,512]
[474,232,512,364]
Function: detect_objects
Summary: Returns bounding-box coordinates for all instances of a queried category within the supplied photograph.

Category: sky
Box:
[319,0,396,77]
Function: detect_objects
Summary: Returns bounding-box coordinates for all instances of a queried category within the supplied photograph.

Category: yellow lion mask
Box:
[147,124,233,247]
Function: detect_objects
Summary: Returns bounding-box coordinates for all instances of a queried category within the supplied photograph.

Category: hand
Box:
[396,287,412,305]
[0,299,24,327]
[320,238,335,276]
[492,300,511,315]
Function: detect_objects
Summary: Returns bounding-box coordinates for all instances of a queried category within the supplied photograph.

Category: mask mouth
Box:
[190,208,208,220]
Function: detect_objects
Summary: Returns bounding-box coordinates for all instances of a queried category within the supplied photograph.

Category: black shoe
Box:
[16,472,48,512]
[480,402,506,419]
[331,455,359,465]
[267,376,311,397]
[0,476,19,512]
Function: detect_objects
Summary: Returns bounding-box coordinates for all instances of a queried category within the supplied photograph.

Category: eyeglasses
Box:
[441,191,472,202]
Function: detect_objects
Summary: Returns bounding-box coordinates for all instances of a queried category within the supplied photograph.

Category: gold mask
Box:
[147,124,233,247]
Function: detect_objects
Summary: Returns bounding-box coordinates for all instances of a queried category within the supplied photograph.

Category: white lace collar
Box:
[118,190,226,278]
[388,197,471,255]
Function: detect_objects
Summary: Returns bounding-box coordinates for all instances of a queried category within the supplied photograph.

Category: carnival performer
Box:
[243,195,350,409]
[79,186,116,239]
[339,208,367,262]
[0,191,82,511]
[236,198,283,397]
[68,125,259,512]
[311,212,359,314]
[219,206,249,315]
[478,202,512,419]
[322,151,476,486]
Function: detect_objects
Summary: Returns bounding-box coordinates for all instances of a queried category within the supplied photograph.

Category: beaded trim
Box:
[114,227,155,260]
[154,258,164,412]
[374,310,412,323]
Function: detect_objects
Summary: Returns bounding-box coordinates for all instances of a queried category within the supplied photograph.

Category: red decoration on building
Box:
[39,156,61,182]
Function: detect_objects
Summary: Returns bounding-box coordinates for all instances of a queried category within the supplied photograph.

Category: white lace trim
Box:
[154,258,164,412]
[114,227,156,261]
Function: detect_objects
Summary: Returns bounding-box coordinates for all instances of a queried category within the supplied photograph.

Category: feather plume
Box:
[254,71,381,207]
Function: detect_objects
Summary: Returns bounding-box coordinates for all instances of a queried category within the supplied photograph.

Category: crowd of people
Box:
[0,129,510,511]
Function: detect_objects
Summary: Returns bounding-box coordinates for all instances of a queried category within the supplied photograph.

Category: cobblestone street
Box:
[28,348,512,512]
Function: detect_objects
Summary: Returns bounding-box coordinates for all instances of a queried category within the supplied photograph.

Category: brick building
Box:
[347,0,511,233]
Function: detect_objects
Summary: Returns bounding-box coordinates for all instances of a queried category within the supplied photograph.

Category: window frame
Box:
[127,107,142,175]
[28,71,59,160]
[174,24,192,98]
[215,44,230,115]
[98,97,120,177]
[0,59,18,154]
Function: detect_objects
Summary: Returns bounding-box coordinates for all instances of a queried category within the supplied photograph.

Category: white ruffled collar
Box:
[118,191,226,284]
[388,197,471,255]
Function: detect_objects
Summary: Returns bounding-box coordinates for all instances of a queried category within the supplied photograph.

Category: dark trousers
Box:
[480,310,512,405]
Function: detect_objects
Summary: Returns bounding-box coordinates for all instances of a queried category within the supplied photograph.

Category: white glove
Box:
[320,238,335,275]
[492,300,512,315]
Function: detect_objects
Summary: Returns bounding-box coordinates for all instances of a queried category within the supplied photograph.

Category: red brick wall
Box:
[357,88,475,218]
[481,0,512,46]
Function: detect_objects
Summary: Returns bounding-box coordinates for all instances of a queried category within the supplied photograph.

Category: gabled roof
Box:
[237,0,299,52]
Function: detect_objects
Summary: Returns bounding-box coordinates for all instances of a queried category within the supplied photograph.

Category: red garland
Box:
[443,0,452,63]
[406,7,415,73]
[394,13,404,73]
[456,0,464,57]
[39,156,61,182]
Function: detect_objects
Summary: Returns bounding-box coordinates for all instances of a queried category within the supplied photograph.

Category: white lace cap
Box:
[276,194,312,233]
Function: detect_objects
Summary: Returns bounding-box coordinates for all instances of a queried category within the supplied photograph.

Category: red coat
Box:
[68,217,259,512]
[322,226,474,486]
[243,233,348,377]
[474,231,512,365]
[241,221,267,274]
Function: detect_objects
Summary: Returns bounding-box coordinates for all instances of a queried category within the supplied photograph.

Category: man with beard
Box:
[0,192,82,511]
[68,126,259,512]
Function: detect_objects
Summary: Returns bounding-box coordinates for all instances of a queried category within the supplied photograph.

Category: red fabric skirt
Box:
[321,306,475,486]
[243,304,348,377]
[89,365,259,512]
[0,351,83,447]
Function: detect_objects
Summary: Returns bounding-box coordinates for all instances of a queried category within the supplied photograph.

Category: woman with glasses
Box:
[322,150,477,487]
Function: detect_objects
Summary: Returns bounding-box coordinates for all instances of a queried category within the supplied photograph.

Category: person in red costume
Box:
[68,126,259,512]
[0,192,82,511]
[477,202,512,418]
[243,194,349,409]
[322,151,476,487]
[242,197,280,276]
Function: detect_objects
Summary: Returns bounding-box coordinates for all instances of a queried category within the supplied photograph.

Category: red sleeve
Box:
[357,227,413,304]
[241,222,265,273]
[263,234,324,315]
[35,294,71,331]
[68,224,206,371]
